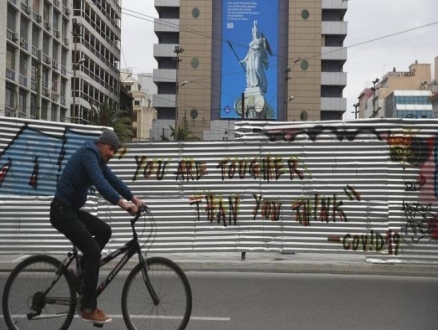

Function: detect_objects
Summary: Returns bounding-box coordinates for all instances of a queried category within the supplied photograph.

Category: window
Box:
[30,94,37,118]
[33,0,40,13]
[7,8,16,32]
[41,100,48,119]
[32,27,39,48]
[6,47,15,70]
[20,54,28,76]
[52,73,58,92]
[20,18,29,40]
[51,104,57,121]
[19,92,27,114]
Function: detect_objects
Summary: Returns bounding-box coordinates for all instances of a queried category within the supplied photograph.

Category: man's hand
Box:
[118,199,138,215]
[131,196,146,208]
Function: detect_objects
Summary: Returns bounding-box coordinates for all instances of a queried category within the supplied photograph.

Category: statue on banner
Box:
[235,20,274,119]
[240,20,272,94]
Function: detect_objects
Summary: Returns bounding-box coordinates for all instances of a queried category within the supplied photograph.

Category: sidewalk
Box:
[1,252,438,277]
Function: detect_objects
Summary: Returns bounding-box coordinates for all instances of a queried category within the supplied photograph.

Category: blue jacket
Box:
[55,141,133,209]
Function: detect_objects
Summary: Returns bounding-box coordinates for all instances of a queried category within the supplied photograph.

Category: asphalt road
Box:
[1,271,438,330]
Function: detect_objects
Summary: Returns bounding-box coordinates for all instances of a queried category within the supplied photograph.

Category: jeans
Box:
[50,198,111,311]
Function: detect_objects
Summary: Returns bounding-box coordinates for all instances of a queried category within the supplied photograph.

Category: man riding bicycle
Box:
[50,130,144,324]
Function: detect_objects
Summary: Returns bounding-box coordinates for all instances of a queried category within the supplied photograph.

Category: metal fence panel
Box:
[0,117,437,264]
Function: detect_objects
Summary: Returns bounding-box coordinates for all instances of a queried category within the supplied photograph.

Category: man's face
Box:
[98,143,117,163]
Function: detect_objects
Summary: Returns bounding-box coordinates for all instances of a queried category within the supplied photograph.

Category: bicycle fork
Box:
[139,255,160,306]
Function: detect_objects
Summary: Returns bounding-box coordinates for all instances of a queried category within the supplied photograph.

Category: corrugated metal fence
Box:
[1,117,438,264]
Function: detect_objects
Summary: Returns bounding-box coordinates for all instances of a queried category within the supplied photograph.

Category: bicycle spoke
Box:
[122,257,192,330]
[2,255,76,330]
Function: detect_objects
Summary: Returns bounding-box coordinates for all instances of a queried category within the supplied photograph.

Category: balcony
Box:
[21,3,31,16]
[321,72,347,86]
[6,69,15,81]
[321,21,348,36]
[19,75,28,87]
[7,30,18,43]
[154,18,180,33]
[321,46,347,61]
[51,92,60,102]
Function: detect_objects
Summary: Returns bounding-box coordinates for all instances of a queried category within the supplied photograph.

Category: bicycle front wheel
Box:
[2,255,76,330]
[122,256,192,330]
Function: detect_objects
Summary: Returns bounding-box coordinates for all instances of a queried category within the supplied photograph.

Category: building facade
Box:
[69,0,122,124]
[151,0,348,140]
[385,90,433,119]
[1,0,73,121]
[121,69,156,141]
[357,61,434,119]
[1,0,121,124]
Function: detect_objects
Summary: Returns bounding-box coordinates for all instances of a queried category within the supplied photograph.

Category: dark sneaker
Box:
[81,308,112,324]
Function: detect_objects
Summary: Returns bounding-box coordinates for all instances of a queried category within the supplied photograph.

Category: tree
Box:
[89,101,133,142]
[169,119,200,141]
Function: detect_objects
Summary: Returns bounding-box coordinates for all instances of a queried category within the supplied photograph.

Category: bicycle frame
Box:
[96,238,143,297]
[53,206,160,308]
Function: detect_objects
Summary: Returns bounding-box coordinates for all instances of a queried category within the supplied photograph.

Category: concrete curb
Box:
[1,253,437,277]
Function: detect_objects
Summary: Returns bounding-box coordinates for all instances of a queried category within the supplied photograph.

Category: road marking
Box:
[83,315,231,322]
[1,314,231,322]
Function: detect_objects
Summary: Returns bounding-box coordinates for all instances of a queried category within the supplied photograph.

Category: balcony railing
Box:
[19,75,28,87]
[6,69,15,81]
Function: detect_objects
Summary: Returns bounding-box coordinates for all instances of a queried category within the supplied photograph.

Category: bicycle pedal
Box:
[93,323,104,328]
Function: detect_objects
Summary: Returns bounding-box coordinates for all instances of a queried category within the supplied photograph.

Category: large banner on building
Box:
[220,0,279,120]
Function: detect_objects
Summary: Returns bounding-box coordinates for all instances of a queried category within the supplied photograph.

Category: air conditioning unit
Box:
[12,33,19,42]
[44,22,51,30]
[52,60,58,68]
[37,15,42,23]
[55,30,60,38]
[25,6,31,15]
[65,8,71,15]
[44,56,51,64]
[20,37,25,46]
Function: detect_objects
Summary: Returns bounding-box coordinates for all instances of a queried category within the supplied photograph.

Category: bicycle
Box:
[2,205,192,330]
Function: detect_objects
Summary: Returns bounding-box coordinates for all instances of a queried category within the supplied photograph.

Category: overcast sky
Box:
[120,0,438,120]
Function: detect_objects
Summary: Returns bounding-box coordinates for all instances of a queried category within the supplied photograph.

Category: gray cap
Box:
[97,130,120,150]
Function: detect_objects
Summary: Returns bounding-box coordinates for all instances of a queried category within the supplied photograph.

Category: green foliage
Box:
[89,101,133,142]
[169,119,200,141]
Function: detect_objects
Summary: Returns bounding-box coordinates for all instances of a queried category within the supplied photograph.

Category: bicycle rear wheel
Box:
[2,255,76,330]
[122,256,192,330]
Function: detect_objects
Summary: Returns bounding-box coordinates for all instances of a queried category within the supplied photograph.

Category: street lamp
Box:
[173,46,184,133]
[352,102,360,119]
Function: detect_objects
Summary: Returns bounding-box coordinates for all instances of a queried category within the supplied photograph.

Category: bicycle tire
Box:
[2,255,76,330]
[121,256,192,330]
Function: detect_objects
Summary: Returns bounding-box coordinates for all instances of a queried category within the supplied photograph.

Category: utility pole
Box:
[371,78,380,118]
[352,102,360,119]
[36,50,42,119]
[72,19,82,122]
[173,45,184,135]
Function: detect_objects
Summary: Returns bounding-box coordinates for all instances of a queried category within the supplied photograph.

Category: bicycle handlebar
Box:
[131,205,150,225]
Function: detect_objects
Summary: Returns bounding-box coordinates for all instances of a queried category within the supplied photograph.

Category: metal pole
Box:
[241,93,245,120]
[73,38,77,120]
[353,103,359,119]
[173,46,184,137]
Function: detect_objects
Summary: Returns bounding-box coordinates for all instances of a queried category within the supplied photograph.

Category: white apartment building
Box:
[1,0,72,121]
[1,0,122,124]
